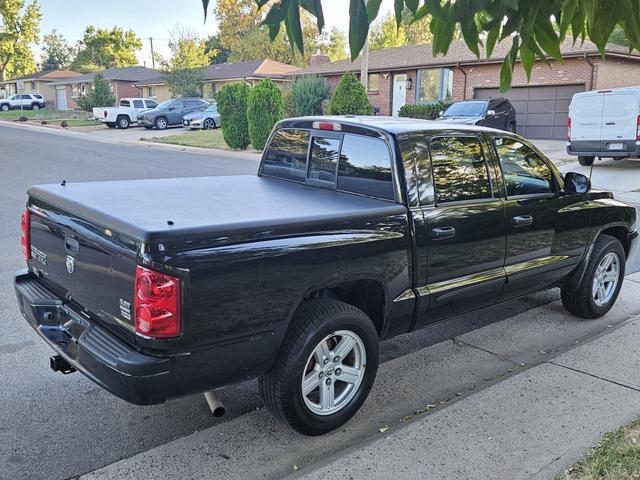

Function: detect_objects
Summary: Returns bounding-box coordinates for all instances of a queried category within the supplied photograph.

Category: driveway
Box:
[1,123,639,480]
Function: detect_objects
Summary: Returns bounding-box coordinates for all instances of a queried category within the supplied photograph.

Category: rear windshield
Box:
[262,128,394,200]
[443,101,487,117]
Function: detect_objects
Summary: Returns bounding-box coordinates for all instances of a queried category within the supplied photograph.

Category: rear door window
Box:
[430,136,492,203]
[133,99,144,108]
[262,129,310,182]
[338,135,394,200]
[308,136,340,184]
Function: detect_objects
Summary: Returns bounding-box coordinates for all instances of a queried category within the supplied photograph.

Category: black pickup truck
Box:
[15,116,637,435]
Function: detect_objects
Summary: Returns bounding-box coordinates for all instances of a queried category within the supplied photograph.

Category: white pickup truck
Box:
[92,98,158,129]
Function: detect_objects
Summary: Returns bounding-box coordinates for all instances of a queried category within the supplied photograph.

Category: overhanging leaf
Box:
[349,0,369,60]
[366,0,384,22]
[394,0,404,29]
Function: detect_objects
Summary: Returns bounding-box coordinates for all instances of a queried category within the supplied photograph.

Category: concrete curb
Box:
[0,119,262,161]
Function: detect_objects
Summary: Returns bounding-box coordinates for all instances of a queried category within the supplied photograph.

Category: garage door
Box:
[55,87,67,111]
[474,84,585,140]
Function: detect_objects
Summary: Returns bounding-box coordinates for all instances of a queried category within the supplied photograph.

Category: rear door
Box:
[570,93,604,141]
[419,134,507,324]
[600,92,638,147]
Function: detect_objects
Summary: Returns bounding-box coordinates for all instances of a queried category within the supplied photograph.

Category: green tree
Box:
[216,82,250,150]
[76,73,115,111]
[71,26,142,73]
[164,68,205,98]
[247,78,283,150]
[327,72,372,115]
[204,33,230,64]
[319,27,348,61]
[609,25,629,46]
[161,27,212,69]
[291,76,329,116]
[369,11,437,52]
[0,0,41,81]
[41,29,75,70]
[237,0,640,92]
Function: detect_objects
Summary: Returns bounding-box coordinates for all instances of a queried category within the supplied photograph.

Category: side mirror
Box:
[564,172,591,194]
[486,109,496,116]
[168,106,175,111]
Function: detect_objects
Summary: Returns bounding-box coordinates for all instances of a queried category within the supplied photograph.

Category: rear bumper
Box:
[566,140,640,158]
[14,269,170,405]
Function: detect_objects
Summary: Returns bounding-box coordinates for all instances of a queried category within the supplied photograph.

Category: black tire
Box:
[154,116,168,130]
[203,118,216,130]
[105,122,116,128]
[578,156,595,166]
[506,121,516,133]
[259,299,379,436]
[0,103,9,112]
[561,234,625,319]
[116,115,130,129]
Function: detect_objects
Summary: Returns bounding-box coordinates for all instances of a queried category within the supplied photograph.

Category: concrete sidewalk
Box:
[301,276,640,480]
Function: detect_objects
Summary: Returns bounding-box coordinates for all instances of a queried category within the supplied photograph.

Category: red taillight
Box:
[312,121,342,131]
[134,266,181,338]
[567,117,572,141]
[21,210,31,261]
[636,115,640,141]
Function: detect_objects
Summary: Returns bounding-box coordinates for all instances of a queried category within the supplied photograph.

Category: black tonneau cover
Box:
[28,176,405,243]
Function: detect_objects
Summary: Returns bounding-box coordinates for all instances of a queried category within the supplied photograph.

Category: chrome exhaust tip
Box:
[204,391,226,417]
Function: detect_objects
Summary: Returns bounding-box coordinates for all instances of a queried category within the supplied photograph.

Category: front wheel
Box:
[561,234,625,318]
[578,156,595,166]
[203,118,216,130]
[154,116,168,130]
[259,299,379,435]
[0,104,9,112]
[32,104,40,110]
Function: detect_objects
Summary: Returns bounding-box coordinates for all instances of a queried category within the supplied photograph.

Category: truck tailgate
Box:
[28,202,138,336]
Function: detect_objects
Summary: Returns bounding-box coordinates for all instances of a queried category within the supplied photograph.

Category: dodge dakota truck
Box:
[15,116,637,435]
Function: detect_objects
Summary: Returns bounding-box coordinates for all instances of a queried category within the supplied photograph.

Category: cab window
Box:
[262,129,310,182]
[133,99,144,108]
[493,137,553,197]
[308,136,340,183]
[429,136,492,203]
[338,135,394,200]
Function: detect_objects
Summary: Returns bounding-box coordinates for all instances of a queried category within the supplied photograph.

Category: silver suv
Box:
[0,93,47,111]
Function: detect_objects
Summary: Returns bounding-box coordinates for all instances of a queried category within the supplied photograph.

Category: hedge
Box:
[398,101,452,120]
[247,78,283,150]
[291,75,329,117]
[216,82,250,150]
[327,72,373,115]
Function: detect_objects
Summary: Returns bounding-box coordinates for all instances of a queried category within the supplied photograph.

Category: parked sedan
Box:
[138,98,209,130]
[437,98,517,133]
[182,103,221,130]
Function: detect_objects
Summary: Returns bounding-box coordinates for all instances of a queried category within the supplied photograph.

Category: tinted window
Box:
[430,136,491,203]
[34,94,43,99]
[120,99,131,107]
[494,137,553,196]
[133,100,144,108]
[309,136,340,183]
[173,100,186,109]
[186,100,202,108]
[145,100,158,108]
[410,134,435,205]
[442,101,487,117]
[338,135,394,200]
[262,129,310,182]
[20,94,31,99]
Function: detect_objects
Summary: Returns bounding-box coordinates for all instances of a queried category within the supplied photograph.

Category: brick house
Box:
[0,70,81,109]
[47,66,159,110]
[134,59,298,102]
[295,38,640,139]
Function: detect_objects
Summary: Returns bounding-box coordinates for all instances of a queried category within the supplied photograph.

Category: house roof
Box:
[295,37,640,76]
[0,69,81,84]
[48,66,159,85]
[134,59,298,86]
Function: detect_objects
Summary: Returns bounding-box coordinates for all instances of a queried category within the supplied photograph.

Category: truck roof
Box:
[277,115,507,135]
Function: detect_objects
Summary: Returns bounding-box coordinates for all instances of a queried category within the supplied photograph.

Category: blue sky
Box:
[35,0,394,67]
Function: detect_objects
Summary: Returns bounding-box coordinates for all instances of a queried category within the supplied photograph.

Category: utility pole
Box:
[360,0,370,91]
[149,37,156,69]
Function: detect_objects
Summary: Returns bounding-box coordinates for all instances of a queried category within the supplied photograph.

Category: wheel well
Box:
[305,280,386,335]
[600,226,631,256]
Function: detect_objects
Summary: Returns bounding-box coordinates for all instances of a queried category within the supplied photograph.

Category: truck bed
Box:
[28,176,406,243]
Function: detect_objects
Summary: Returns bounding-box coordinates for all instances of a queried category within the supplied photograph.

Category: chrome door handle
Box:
[511,215,533,227]
[431,226,456,239]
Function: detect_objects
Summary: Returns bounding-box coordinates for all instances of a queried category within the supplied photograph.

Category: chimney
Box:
[310,54,331,68]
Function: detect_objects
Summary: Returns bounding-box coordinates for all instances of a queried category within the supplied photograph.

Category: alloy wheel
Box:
[301,330,366,416]
[592,252,620,306]
[203,118,215,129]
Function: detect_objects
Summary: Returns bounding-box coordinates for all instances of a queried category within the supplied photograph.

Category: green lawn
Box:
[557,418,640,480]
[143,129,230,150]
[0,109,92,121]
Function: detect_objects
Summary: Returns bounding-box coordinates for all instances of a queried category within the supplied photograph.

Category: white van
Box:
[567,87,640,166]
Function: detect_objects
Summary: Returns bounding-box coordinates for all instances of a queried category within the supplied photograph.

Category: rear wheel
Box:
[259,299,379,435]
[578,156,595,166]
[31,103,40,110]
[561,234,625,318]
[154,116,168,130]
[116,115,130,129]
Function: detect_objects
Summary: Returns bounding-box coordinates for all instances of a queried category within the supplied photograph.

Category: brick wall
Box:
[112,81,143,103]
[595,58,640,89]
[65,84,79,110]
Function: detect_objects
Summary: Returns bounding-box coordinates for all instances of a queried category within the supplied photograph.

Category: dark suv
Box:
[438,98,517,133]
[138,97,209,130]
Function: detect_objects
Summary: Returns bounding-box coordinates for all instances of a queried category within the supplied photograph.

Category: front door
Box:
[392,74,407,116]
[490,135,589,299]
[420,134,507,324]
[56,87,67,110]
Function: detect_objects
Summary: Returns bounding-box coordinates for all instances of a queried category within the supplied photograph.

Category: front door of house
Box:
[392,74,407,116]
[56,87,67,110]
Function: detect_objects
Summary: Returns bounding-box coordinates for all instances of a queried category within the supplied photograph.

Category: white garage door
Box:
[474,84,585,139]
[55,87,67,111]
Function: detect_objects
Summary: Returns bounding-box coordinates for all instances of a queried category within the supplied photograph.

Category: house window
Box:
[416,68,453,104]
[71,84,80,98]
[30,81,36,91]
[148,86,156,98]
[368,74,380,92]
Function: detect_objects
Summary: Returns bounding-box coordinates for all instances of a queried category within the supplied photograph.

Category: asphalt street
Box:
[1,123,640,480]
